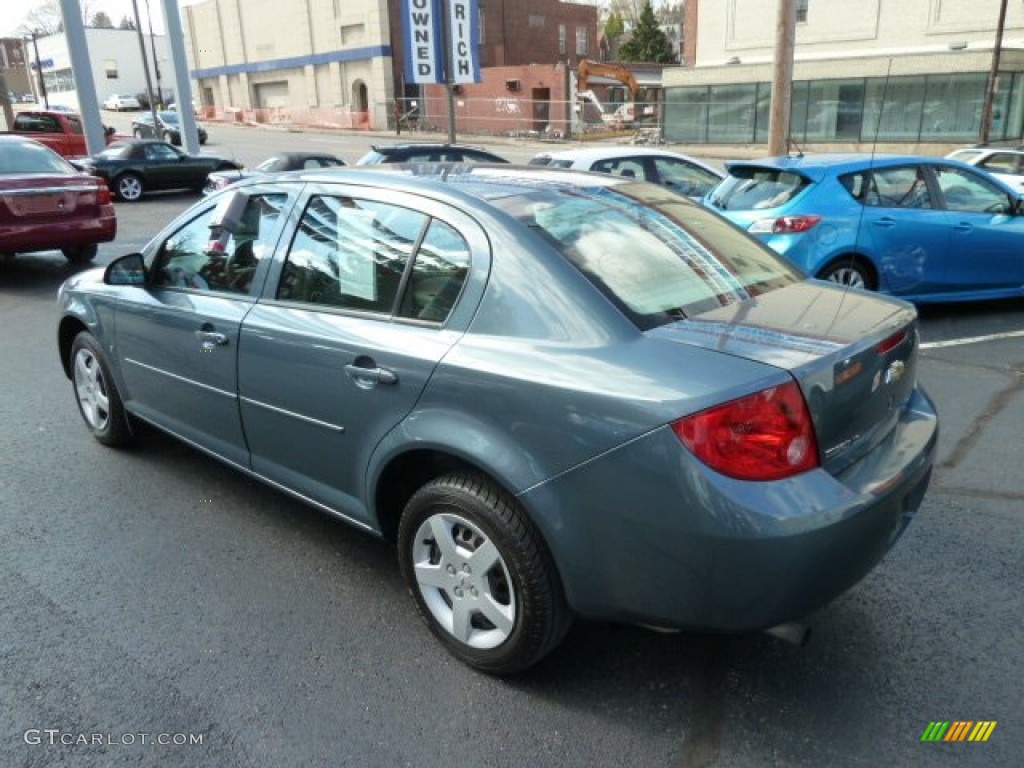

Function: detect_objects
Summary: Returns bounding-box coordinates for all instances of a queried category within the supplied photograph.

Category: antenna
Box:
[831,58,894,310]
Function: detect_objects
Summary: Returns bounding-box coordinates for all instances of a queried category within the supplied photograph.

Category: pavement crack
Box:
[937,372,1024,471]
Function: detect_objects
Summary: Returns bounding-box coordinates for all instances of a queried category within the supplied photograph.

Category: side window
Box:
[592,157,645,179]
[868,166,933,209]
[653,158,721,197]
[152,194,287,294]
[146,143,180,161]
[978,153,1021,175]
[278,196,428,313]
[934,165,1013,214]
[398,219,471,322]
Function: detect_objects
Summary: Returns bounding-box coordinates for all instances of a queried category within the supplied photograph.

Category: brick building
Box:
[387,0,598,136]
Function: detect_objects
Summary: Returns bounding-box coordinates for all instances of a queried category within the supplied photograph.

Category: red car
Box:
[0,135,116,264]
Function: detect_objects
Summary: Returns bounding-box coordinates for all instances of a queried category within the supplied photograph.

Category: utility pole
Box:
[980,0,1008,145]
[145,0,164,108]
[28,32,49,109]
[131,0,161,136]
[768,0,796,156]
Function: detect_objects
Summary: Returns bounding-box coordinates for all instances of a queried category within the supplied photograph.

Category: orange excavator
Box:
[576,60,643,125]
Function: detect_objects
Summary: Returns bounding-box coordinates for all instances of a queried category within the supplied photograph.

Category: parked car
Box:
[945,146,1024,192]
[131,110,208,146]
[57,165,937,674]
[102,94,141,111]
[705,153,1024,303]
[69,139,242,201]
[0,135,115,264]
[204,151,345,194]
[529,147,725,200]
[356,142,509,164]
[2,110,120,158]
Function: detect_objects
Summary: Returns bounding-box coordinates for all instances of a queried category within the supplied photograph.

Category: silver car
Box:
[57,166,937,674]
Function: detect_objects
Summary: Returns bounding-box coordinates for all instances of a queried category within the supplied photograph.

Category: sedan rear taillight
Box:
[748,215,822,235]
[95,181,112,206]
[672,380,819,481]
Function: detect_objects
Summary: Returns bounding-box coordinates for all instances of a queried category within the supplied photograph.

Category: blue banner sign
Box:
[401,0,480,85]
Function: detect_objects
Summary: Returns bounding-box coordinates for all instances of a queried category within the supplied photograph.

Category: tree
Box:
[17,0,96,35]
[118,15,137,30]
[603,11,625,60]
[90,11,114,28]
[619,0,673,63]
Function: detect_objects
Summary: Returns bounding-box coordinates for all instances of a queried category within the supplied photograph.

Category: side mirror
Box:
[104,253,147,286]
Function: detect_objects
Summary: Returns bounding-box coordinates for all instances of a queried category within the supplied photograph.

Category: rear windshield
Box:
[707,167,811,211]
[0,140,75,174]
[494,183,803,330]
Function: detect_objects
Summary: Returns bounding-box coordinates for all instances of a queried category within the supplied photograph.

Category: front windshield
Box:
[495,182,803,330]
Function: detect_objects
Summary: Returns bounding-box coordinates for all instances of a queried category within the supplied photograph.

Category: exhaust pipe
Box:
[764,621,811,647]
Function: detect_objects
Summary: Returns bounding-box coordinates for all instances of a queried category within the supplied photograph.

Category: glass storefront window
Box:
[920,73,986,142]
[665,70,1009,145]
[664,86,709,143]
[863,75,927,141]
[753,82,772,144]
[708,83,756,143]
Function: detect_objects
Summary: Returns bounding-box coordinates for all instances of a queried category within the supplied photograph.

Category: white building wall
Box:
[695,0,1024,67]
[33,28,174,110]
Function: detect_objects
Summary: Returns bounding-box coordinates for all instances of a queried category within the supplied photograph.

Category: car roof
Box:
[535,146,704,162]
[230,163,629,203]
[370,142,492,152]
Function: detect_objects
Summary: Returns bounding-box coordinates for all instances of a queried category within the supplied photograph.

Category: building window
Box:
[479,9,485,45]
[104,60,118,79]
[796,0,809,23]
[576,26,588,56]
[529,14,545,28]
[558,24,566,55]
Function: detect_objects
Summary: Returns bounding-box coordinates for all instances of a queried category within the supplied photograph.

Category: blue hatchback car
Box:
[706,153,1024,303]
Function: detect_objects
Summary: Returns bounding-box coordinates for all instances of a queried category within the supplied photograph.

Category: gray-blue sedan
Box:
[57,165,938,674]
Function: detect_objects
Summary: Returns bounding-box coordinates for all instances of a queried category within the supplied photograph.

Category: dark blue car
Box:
[706,153,1024,303]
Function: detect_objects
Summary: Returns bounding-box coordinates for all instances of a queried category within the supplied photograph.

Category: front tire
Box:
[62,244,98,265]
[70,332,133,447]
[115,173,144,202]
[397,473,570,675]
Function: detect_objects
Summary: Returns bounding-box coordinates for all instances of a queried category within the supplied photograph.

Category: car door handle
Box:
[872,217,896,228]
[953,222,973,232]
[195,329,229,346]
[345,363,398,386]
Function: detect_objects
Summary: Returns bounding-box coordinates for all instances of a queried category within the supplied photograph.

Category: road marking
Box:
[920,329,1024,350]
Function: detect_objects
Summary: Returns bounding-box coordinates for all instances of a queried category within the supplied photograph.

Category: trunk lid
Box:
[0,174,105,223]
[648,282,919,474]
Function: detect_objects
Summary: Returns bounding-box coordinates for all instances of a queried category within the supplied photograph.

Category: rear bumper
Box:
[521,385,938,631]
[1,210,116,252]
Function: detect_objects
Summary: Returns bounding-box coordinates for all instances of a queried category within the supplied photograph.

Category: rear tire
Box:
[70,332,133,447]
[397,472,570,675]
[115,173,144,202]
[62,244,98,265]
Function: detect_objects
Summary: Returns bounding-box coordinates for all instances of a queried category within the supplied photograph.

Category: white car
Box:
[529,147,724,200]
[946,147,1024,191]
[103,94,141,111]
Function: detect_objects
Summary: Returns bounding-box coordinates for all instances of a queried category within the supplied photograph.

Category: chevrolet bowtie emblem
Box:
[884,360,906,385]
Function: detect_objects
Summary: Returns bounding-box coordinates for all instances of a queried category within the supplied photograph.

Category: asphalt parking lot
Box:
[1,127,1022,766]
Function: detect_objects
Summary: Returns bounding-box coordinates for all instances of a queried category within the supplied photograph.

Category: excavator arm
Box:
[577,60,639,102]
